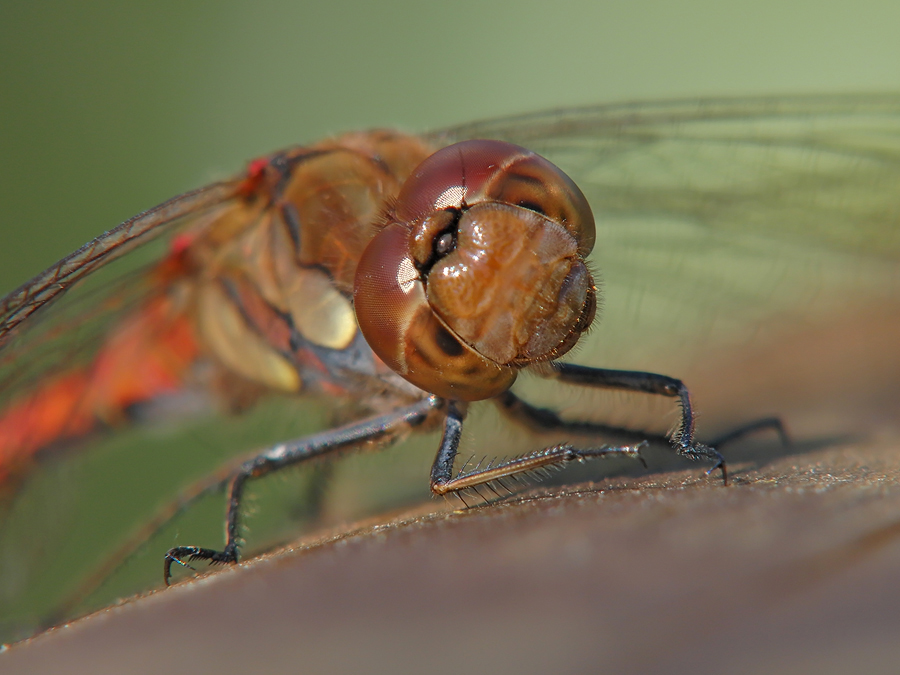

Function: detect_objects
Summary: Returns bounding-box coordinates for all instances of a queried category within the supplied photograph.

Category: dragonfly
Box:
[1,95,899,641]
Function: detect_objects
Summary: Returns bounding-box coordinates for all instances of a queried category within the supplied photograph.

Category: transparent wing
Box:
[0,181,241,404]
[0,182,239,344]
[433,94,900,436]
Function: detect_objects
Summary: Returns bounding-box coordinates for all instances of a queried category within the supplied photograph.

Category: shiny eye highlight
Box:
[434,230,456,257]
[354,139,597,401]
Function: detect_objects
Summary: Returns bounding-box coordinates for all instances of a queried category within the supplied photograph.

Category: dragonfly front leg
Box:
[429,401,646,498]
[164,396,443,584]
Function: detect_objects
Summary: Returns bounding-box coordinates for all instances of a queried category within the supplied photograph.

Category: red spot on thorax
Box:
[247,156,270,178]
[154,232,198,283]
[169,233,194,257]
[237,156,272,199]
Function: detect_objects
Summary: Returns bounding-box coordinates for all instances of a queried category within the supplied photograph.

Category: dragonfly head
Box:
[354,140,597,401]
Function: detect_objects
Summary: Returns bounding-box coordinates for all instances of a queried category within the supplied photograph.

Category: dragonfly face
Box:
[1,95,899,641]
[355,139,597,401]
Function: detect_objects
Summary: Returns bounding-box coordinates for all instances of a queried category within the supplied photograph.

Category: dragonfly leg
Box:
[531,363,729,483]
[499,389,788,450]
[429,401,646,497]
[494,390,670,445]
[164,396,442,585]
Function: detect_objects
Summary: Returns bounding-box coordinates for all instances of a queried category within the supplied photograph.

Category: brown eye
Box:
[354,139,597,401]
[353,222,516,401]
[482,153,595,256]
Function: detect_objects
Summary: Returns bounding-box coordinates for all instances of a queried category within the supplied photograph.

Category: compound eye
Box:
[482,153,595,256]
[353,223,517,402]
[397,139,595,259]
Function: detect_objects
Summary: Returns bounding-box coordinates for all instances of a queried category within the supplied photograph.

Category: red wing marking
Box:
[0,296,200,485]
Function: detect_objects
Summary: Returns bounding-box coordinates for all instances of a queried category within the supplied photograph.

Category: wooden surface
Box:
[5,430,900,675]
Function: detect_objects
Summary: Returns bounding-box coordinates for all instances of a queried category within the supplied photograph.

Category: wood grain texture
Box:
[6,431,900,674]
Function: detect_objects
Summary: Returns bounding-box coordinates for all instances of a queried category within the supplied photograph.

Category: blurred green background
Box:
[2,0,900,296]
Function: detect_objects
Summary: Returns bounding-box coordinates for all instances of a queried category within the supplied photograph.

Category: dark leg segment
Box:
[429,402,646,496]
[495,390,670,446]
[499,390,788,454]
[544,363,728,482]
[164,396,441,584]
